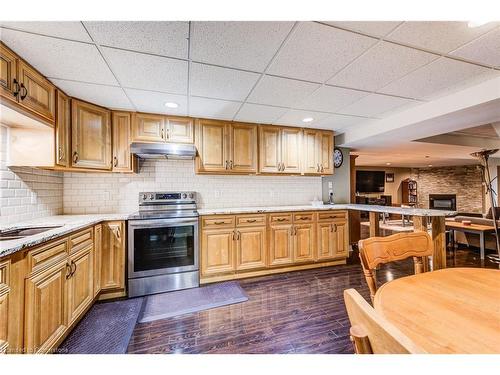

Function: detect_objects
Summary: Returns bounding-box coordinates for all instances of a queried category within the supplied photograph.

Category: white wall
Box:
[63,159,323,214]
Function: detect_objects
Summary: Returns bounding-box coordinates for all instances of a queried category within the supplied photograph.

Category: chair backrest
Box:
[343,288,425,354]
[358,231,433,302]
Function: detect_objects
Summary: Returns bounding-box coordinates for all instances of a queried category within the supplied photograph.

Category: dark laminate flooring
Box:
[126,246,498,354]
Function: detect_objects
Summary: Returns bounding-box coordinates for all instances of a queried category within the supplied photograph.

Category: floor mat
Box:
[138,281,248,323]
[58,297,144,354]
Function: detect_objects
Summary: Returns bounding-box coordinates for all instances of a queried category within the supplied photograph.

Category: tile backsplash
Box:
[0,125,64,226]
[63,159,323,214]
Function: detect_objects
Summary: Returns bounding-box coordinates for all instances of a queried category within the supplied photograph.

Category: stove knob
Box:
[149,194,154,200]
[182,193,187,199]
[141,194,147,201]
[188,193,194,199]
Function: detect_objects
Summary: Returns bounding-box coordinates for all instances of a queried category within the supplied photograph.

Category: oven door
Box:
[128,218,199,279]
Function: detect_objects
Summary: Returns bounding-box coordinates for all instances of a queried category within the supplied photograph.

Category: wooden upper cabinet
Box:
[71,99,112,170]
[166,116,193,143]
[196,119,229,173]
[281,127,302,173]
[132,113,165,143]
[303,129,320,174]
[229,122,258,173]
[0,43,18,104]
[112,111,134,172]
[55,91,70,168]
[319,131,334,175]
[258,126,281,173]
[17,60,56,124]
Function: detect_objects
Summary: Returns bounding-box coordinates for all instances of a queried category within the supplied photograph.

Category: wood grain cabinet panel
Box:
[319,131,334,175]
[229,122,258,173]
[93,225,102,298]
[303,129,320,174]
[235,227,266,271]
[0,261,10,354]
[332,221,348,258]
[293,224,315,263]
[166,116,193,143]
[100,221,125,294]
[281,127,302,173]
[66,245,93,325]
[132,113,165,143]
[317,220,348,260]
[258,126,281,173]
[55,91,70,167]
[17,60,56,124]
[196,119,229,173]
[24,260,68,354]
[112,111,134,172]
[201,228,235,276]
[268,224,294,266]
[71,99,112,170]
[0,43,18,106]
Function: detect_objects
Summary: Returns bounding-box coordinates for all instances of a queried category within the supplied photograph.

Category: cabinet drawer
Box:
[293,212,315,222]
[69,227,93,253]
[28,238,68,274]
[201,216,235,229]
[318,211,348,221]
[236,214,266,227]
[269,213,292,224]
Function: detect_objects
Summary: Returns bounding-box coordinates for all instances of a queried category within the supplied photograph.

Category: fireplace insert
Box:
[429,194,457,211]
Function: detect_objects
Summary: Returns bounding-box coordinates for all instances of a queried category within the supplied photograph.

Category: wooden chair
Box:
[344,288,426,354]
[358,231,433,303]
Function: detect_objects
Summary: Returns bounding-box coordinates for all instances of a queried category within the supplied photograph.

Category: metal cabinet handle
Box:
[333,224,337,232]
[225,160,229,170]
[214,221,226,225]
[321,165,324,173]
[161,128,165,139]
[58,147,63,161]
[116,228,121,240]
[13,78,20,97]
[276,218,287,222]
[317,163,320,172]
[229,160,233,169]
[20,83,28,100]
[246,219,257,223]
[113,156,118,167]
[297,217,307,220]
[73,151,79,164]
[237,231,240,240]
[65,262,72,279]
[166,128,170,140]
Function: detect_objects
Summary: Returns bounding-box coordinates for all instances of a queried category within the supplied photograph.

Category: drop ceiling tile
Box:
[267,22,377,82]
[378,57,499,100]
[0,28,117,85]
[102,47,188,94]
[328,41,438,92]
[190,63,260,101]
[297,85,369,113]
[0,22,91,42]
[189,97,241,120]
[52,79,133,110]
[234,103,288,124]
[451,27,500,68]
[191,22,294,72]
[84,21,189,59]
[274,109,330,127]
[338,94,419,117]
[247,75,320,108]
[323,21,402,37]
[313,113,371,130]
[125,88,187,115]
[386,21,498,54]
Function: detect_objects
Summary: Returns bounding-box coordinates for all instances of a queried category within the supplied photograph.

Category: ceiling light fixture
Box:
[428,164,433,167]
[386,162,391,166]
[467,21,490,28]
[164,102,179,108]
[302,117,314,123]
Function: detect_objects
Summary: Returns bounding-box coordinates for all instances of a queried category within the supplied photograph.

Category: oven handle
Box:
[129,218,199,228]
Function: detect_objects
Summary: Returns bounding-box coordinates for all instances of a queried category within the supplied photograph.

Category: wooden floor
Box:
[126,246,498,354]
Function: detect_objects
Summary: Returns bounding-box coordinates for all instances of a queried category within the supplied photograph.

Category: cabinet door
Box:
[71,99,112,170]
[235,226,266,271]
[55,91,70,167]
[112,111,133,172]
[18,60,56,123]
[24,261,68,354]
[0,43,18,105]
[302,129,320,174]
[319,131,334,175]
[166,116,193,143]
[101,221,125,292]
[317,222,335,261]
[132,113,165,142]
[93,225,102,298]
[293,224,315,263]
[268,224,293,266]
[0,261,9,354]
[281,127,302,173]
[332,221,349,258]
[201,228,235,276]
[229,122,258,173]
[66,245,93,325]
[196,119,229,173]
[258,126,281,173]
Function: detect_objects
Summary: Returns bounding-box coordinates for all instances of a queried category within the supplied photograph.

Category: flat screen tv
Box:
[356,170,385,193]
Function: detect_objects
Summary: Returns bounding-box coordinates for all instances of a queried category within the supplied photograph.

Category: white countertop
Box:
[0,213,132,258]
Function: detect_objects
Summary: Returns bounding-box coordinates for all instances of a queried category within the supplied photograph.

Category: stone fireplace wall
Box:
[410,165,485,213]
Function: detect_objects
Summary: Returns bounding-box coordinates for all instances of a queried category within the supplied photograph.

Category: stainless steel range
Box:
[127,191,199,297]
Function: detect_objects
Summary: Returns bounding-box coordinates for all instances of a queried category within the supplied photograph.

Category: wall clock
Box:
[334,148,343,168]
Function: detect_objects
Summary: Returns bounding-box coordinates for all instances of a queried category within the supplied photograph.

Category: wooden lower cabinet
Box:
[268,224,294,266]
[93,225,102,297]
[332,221,349,258]
[293,224,315,263]
[99,221,126,299]
[235,227,266,271]
[24,260,68,354]
[201,229,235,276]
[66,245,93,325]
[0,260,10,354]
[317,220,349,260]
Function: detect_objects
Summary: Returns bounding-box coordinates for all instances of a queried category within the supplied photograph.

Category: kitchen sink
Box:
[0,226,63,241]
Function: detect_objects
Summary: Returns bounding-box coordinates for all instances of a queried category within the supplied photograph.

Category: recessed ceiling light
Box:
[428,164,433,167]
[386,162,391,166]
[467,21,490,28]
[164,102,179,108]
[302,117,314,123]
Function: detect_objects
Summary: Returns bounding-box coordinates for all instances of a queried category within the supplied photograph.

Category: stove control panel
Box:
[138,191,196,205]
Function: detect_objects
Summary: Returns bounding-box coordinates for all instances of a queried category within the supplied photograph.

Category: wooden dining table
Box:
[374,268,500,354]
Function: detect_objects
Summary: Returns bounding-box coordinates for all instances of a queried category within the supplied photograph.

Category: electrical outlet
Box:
[328,182,333,189]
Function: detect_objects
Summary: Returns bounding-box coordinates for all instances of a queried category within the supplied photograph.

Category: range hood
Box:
[130,142,197,160]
